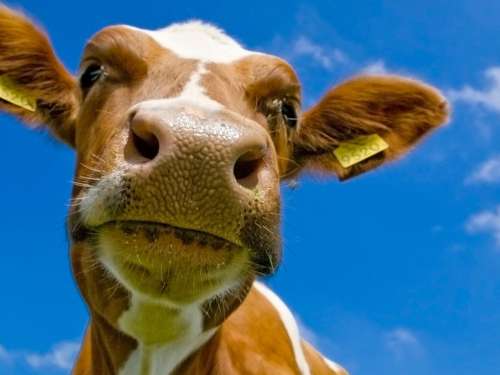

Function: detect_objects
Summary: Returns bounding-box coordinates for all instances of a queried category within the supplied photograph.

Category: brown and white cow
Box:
[0,6,448,375]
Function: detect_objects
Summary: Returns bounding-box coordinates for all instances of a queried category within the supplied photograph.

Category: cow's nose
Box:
[123,105,272,192]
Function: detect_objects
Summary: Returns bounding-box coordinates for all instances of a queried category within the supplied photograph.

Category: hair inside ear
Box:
[290,75,449,180]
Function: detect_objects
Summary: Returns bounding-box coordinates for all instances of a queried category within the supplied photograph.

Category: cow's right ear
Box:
[0,6,78,147]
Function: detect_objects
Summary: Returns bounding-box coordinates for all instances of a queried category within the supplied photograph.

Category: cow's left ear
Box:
[289,75,449,180]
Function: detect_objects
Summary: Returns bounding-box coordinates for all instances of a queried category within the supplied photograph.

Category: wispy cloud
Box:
[266,34,349,72]
[466,156,500,184]
[0,345,13,364]
[262,5,352,73]
[465,205,500,247]
[295,313,429,374]
[307,312,434,375]
[291,36,348,70]
[25,341,80,371]
[385,328,424,360]
[0,340,80,372]
[448,67,500,113]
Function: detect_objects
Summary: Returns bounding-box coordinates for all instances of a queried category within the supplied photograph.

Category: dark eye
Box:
[281,102,297,128]
[80,64,104,90]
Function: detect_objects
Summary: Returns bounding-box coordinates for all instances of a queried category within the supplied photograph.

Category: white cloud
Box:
[465,205,500,247]
[466,156,500,184]
[291,36,348,70]
[25,341,80,371]
[361,60,390,75]
[0,340,80,371]
[448,67,500,112]
[266,34,349,72]
[385,328,423,360]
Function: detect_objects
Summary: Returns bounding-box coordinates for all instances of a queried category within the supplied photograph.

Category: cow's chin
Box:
[95,221,250,305]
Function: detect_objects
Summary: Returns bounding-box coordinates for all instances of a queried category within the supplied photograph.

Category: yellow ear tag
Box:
[0,75,36,112]
[333,134,388,168]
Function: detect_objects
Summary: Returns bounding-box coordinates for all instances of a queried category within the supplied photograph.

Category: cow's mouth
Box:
[93,220,250,304]
[105,220,240,250]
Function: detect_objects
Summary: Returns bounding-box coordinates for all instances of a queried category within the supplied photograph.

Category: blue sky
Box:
[1,1,500,374]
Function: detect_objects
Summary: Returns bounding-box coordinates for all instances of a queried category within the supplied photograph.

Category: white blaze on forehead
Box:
[120,21,270,123]
[124,21,256,117]
[131,60,224,116]
[129,60,222,120]
[177,62,222,110]
[128,21,258,63]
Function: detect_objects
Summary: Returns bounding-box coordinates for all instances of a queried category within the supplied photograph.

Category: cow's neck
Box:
[78,301,220,375]
[75,281,345,375]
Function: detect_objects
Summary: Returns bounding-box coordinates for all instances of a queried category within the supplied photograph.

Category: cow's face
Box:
[73,24,294,309]
[0,7,448,330]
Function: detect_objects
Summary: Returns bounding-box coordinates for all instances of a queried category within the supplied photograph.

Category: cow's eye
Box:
[80,64,104,90]
[281,101,297,128]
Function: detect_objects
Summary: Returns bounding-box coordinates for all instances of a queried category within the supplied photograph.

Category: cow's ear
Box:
[0,6,78,147]
[289,75,449,180]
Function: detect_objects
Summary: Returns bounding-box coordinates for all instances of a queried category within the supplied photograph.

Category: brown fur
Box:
[73,288,345,375]
[294,75,449,180]
[0,6,449,375]
[0,6,78,145]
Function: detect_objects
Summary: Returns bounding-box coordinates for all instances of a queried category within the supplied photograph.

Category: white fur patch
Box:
[130,61,223,115]
[254,282,311,375]
[119,326,216,375]
[179,62,222,109]
[78,169,126,229]
[117,296,214,375]
[130,21,257,63]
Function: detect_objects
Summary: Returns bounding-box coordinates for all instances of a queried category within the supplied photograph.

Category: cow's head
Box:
[0,7,447,333]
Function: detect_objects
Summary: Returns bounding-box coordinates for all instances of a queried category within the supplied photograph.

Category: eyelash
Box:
[265,98,299,129]
[79,64,105,91]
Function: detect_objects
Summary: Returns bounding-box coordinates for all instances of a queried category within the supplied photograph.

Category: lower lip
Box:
[94,221,249,302]
[96,220,243,270]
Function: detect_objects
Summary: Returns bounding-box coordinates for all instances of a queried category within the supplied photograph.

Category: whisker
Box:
[79,162,104,174]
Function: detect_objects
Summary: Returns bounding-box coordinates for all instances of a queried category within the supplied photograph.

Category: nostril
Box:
[124,123,160,164]
[132,130,159,161]
[234,150,265,190]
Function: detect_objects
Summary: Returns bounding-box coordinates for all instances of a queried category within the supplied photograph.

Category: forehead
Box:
[83,21,300,89]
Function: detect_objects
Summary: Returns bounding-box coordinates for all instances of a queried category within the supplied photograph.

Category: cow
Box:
[0,5,448,374]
